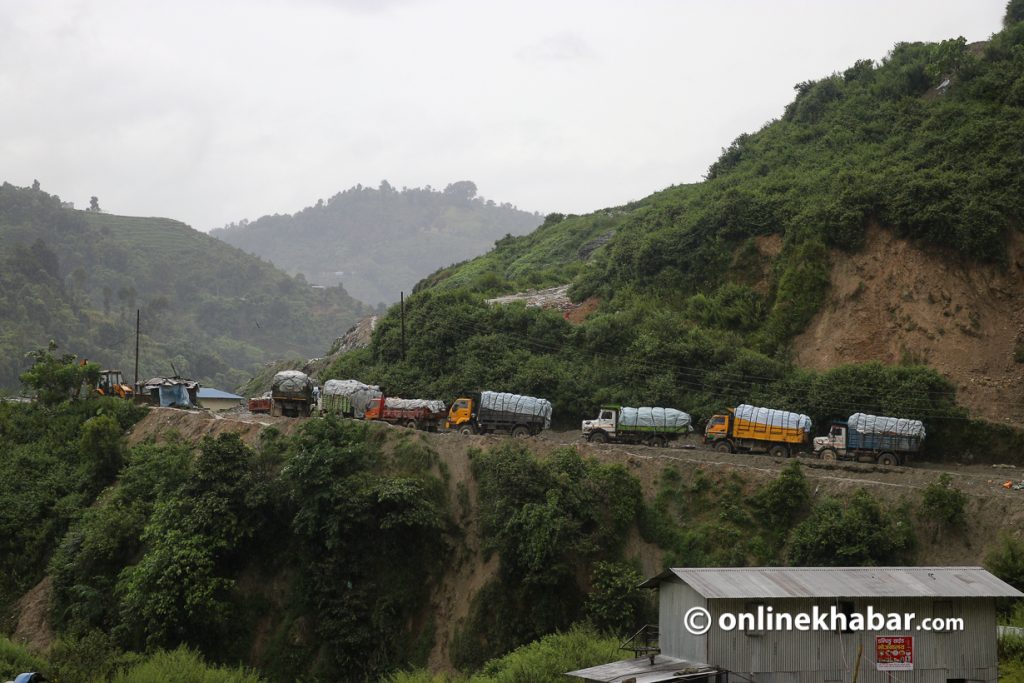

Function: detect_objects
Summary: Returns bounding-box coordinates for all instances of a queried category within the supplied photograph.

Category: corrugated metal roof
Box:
[565,655,712,682]
[197,388,242,400]
[640,567,1023,599]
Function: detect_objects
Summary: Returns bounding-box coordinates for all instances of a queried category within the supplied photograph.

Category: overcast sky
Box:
[0,0,1009,231]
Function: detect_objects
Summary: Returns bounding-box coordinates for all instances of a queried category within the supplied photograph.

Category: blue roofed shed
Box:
[197,387,243,412]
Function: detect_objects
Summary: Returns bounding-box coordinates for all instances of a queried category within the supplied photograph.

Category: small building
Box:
[197,387,243,412]
[567,566,1022,683]
[139,377,200,408]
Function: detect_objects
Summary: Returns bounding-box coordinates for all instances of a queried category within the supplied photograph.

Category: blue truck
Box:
[813,412,925,466]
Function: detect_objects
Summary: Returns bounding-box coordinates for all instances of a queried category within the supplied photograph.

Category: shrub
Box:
[108,647,263,683]
[788,489,916,566]
[0,636,49,679]
[585,561,649,635]
[920,473,967,528]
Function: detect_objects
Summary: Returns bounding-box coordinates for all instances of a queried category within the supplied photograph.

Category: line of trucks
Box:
[251,371,925,465]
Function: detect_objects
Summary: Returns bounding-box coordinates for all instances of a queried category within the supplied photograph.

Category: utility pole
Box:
[400,291,406,361]
[134,308,140,390]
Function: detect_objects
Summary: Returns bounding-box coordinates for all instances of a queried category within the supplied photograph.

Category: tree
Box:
[31,179,40,191]
[20,341,101,405]
[89,196,100,212]
[443,180,478,202]
[1006,0,1024,27]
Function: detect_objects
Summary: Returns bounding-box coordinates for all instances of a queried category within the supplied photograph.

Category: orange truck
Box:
[704,404,812,457]
[364,397,447,431]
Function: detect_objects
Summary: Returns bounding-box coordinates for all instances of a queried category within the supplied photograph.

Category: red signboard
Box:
[876,635,913,671]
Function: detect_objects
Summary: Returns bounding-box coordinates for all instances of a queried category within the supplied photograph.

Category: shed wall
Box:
[705,597,997,683]
[659,580,707,664]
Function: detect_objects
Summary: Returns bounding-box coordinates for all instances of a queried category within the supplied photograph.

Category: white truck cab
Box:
[813,423,847,455]
[581,407,618,439]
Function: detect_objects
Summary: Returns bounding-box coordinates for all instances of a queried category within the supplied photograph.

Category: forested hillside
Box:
[327,7,1024,450]
[0,183,366,391]
[210,181,543,306]
[4,398,1024,682]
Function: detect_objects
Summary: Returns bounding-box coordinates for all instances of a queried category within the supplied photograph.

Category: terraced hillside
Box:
[0,183,366,390]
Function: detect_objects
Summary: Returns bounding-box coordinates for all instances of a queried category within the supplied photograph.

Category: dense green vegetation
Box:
[0,395,145,613]
[326,11,1024,459]
[326,287,1005,460]
[4,386,975,681]
[211,181,542,306]
[451,444,645,669]
[0,182,366,392]
[386,626,622,683]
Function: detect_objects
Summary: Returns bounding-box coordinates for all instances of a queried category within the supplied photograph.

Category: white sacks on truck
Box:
[735,404,812,433]
[323,379,382,418]
[384,397,446,413]
[619,407,692,430]
[849,413,925,438]
[272,370,312,394]
[480,391,553,428]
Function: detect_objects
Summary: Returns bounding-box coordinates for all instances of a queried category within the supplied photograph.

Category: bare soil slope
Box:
[794,226,1024,424]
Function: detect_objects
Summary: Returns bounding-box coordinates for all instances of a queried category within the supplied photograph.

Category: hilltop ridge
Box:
[0,183,366,390]
[211,181,542,306]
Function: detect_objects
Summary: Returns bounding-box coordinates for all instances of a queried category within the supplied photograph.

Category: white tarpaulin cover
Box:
[619,407,692,429]
[323,379,379,396]
[849,413,926,438]
[480,391,553,428]
[272,370,311,394]
[323,379,382,418]
[385,397,446,413]
[735,404,811,433]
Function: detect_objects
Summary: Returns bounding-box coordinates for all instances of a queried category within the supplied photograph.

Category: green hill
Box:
[210,181,542,306]
[325,6,1024,454]
[0,184,366,391]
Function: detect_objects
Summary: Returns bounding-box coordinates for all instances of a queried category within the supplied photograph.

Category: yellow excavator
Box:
[96,369,134,400]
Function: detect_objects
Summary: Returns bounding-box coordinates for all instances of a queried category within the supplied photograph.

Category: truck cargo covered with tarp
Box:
[322,379,382,418]
[618,407,692,432]
[847,413,925,452]
[479,391,553,428]
[272,371,312,399]
[384,397,446,413]
[732,404,811,445]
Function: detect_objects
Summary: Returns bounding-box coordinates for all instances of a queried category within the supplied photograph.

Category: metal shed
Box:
[568,567,1023,683]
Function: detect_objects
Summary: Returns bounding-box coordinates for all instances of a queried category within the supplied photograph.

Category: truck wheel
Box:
[768,445,789,458]
[819,448,837,462]
[714,441,733,453]
[458,425,475,436]
[877,452,898,466]
[588,431,608,444]
[405,419,418,430]
[511,426,530,439]
[649,436,667,448]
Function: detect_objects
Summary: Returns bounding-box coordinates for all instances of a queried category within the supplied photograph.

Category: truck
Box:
[365,397,447,431]
[248,393,272,414]
[321,379,382,418]
[814,413,925,466]
[704,404,812,457]
[582,406,692,447]
[270,370,313,418]
[446,390,552,437]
